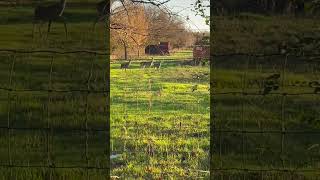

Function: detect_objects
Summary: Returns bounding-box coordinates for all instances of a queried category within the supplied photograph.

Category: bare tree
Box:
[145,7,192,48]
[192,0,210,25]
[111,1,149,59]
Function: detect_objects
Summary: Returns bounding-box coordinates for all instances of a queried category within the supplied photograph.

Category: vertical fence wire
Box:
[47,55,54,179]
[7,53,15,179]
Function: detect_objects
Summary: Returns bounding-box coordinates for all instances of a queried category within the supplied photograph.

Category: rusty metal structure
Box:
[145,42,170,55]
[193,44,210,60]
[193,44,210,66]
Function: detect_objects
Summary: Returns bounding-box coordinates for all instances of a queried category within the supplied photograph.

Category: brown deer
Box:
[153,61,161,69]
[140,58,154,69]
[120,60,131,71]
[180,60,196,66]
[32,0,68,39]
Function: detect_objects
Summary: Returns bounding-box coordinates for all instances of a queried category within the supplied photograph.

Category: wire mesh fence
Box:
[110,57,210,178]
[211,52,320,179]
[0,49,110,179]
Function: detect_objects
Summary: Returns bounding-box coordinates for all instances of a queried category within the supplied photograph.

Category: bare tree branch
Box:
[130,0,171,6]
[119,0,130,16]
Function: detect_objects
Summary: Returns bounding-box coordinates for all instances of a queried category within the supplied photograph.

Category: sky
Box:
[112,0,210,32]
[164,0,210,32]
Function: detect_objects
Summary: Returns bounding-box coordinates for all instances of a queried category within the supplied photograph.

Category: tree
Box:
[111,1,148,59]
[110,0,209,57]
[193,0,210,25]
[145,7,193,49]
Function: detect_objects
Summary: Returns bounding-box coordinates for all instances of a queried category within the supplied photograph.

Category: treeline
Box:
[110,1,202,59]
[213,0,320,16]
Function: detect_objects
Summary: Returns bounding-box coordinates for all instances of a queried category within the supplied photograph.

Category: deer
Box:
[152,61,161,69]
[180,60,195,66]
[140,61,148,68]
[32,0,68,39]
[140,58,154,69]
[120,60,131,71]
[93,0,110,31]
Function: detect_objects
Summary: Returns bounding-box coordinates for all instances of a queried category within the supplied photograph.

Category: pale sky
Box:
[112,0,210,32]
[164,0,210,32]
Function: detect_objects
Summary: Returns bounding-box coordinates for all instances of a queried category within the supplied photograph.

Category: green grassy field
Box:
[0,52,109,180]
[110,55,210,178]
[211,55,320,179]
[0,3,210,179]
[1,2,320,179]
[0,3,107,50]
[211,14,320,177]
[0,3,109,180]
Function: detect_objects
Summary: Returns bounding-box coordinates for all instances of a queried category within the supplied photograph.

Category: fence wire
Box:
[211,52,320,179]
[0,49,110,179]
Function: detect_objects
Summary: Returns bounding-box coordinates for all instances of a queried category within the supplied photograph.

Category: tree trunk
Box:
[122,40,128,60]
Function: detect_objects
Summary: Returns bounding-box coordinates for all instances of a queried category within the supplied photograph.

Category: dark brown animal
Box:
[33,0,68,39]
[180,60,198,66]
[120,60,131,70]
[140,59,154,68]
[153,62,161,69]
